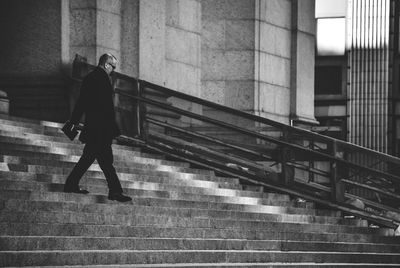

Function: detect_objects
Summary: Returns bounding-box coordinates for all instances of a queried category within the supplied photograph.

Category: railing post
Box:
[135,80,147,140]
[281,129,294,186]
[331,140,345,203]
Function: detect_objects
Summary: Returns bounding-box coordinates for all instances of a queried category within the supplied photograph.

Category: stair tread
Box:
[0,114,399,267]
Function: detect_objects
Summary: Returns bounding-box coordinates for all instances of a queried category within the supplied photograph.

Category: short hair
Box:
[98,53,117,66]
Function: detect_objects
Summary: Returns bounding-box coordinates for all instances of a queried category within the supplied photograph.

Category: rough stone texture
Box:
[201,0,256,110]
[254,0,292,124]
[290,0,317,125]
[0,0,62,76]
[165,0,202,97]
[139,0,166,85]
[121,0,139,77]
[69,0,122,68]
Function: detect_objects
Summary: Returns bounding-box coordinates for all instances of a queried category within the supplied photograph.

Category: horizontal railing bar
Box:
[287,162,331,177]
[342,179,400,200]
[148,117,330,179]
[146,117,274,161]
[130,93,400,184]
[134,135,399,228]
[294,178,400,214]
[139,80,400,166]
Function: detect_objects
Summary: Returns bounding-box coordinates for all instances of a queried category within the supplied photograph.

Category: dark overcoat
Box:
[70,67,120,143]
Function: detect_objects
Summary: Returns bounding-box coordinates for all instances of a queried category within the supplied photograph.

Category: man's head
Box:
[98,53,117,75]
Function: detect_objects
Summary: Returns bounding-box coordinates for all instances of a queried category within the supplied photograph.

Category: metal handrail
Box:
[71,55,400,229]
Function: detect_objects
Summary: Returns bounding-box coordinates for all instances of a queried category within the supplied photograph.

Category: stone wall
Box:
[70,0,122,70]
[201,0,316,125]
[0,0,62,77]
[0,0,317,125]
[255,0,292,123]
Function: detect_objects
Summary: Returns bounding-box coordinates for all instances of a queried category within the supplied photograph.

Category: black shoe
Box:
[108,193,132,202]
[63,188,89,194]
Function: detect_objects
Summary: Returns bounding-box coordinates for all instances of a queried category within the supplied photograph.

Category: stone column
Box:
[255,0,293,124]
[290,0,318,126]
[69,0,122,68]
[201,0,256,125]
[138,0,166,85]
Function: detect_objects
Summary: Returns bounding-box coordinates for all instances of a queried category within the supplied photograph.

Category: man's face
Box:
[105,59,117,75]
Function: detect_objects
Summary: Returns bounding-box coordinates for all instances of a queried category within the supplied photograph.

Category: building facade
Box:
[315,0,400,157]
[0,0,316,127]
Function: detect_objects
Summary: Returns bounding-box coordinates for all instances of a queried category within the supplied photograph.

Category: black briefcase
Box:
[62,121,78,141]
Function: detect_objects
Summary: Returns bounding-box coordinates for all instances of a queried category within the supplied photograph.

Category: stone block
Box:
[97,0,122,15]
[177,64,201,96]
[297,0,316,34]
[224,81,254,110]
[96,10,121,51]
[70,0,96,9]
[260,0,291,29]
[165,60,180,91]
[260,53,290,88]
[121,0,139,77]
[166,0,179,27]
[225,19,255,50]
[225,0,255,19]
[201,0,226,19]
[139,0,166,85]
[224,51,255,80]
[294,32,316,121]
[70,9,96,46]
[178,0,201,33]
[0,0,62,76]
[166,27,200,67]
[202,50,254,80]
[202,19,225,50]
[201,81,225,104]
[260,22,291,58]
[259,82,290,118]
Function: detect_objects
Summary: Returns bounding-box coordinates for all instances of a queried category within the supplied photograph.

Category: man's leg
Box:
[95,141,123,194]
[96,141,131,202]
[64,143,96,192]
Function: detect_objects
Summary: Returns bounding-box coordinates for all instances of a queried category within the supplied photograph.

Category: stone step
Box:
[0,173,284,201]
[0,162,223,185]
[0,145,190,169]
[0,209,385,235]
[0,169,242,192]
[0,190,322,223]
[2,236,400,253]
[0,182,327,215]
[2,264,399,267]
[0,120,141,152]
[0,198,357,227]
[1,250,400,267]
[0,222,396,244]
[0,153,213,176]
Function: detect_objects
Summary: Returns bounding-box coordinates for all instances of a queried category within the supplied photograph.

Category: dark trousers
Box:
[64,140,123,194]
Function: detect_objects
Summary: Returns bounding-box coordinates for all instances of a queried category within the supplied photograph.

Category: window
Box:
[315,65,342,95]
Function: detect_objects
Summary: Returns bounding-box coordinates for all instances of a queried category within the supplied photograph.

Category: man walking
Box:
[63,53,132,202]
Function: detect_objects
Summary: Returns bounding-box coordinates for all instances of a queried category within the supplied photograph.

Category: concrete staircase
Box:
[0,114,400,267]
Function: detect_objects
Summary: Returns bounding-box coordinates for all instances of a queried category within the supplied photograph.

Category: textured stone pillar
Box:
[165,0,201,97]
[201,0,317,125]
[255,0,293,124]
[139,0,166,85]
[202,0,255,111]
[69,0,122,68]
[290,0,318,126]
